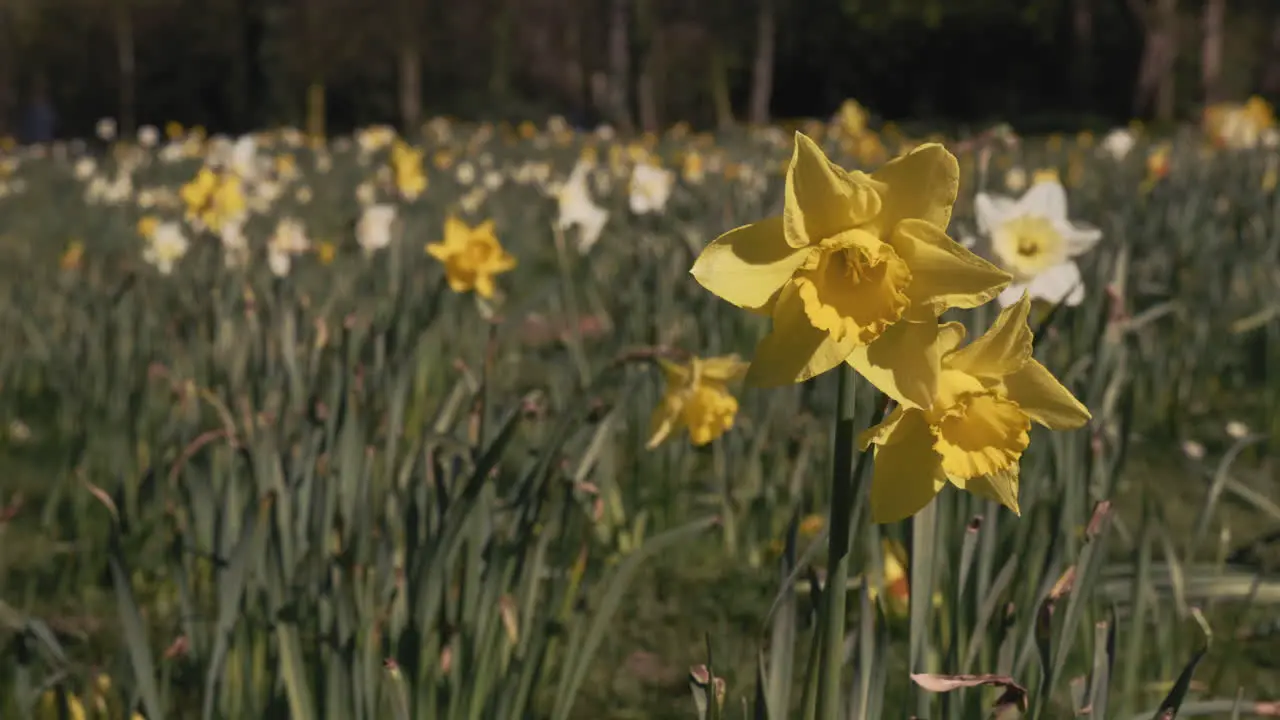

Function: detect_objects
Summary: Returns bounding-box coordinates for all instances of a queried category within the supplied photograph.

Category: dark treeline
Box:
[0,0,1277,138]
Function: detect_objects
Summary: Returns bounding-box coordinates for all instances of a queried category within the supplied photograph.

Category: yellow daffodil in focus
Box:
[690,132,1010,408]
[647,355,748,448]
[860,294,1091,523]
[425,217,516,299]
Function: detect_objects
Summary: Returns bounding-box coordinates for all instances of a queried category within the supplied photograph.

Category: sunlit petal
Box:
[846,316,941,409]
[866,409,947,524]
[870,143,959,232]
[691,216,810,309]
[783,133,879,247]
[948,293,1034,379]
[1004,358,1092,430]
[747,282,860,387]
[893,218,1011,313]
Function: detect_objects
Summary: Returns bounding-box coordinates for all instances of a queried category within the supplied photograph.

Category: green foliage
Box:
[0,122,1277,719]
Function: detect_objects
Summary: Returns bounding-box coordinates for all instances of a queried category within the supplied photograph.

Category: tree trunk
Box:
[399,45,421,132]
[607,0,633,132]
[1264,12,1280,95]
[0,1,12,137]
[114,0,136,137]
[1070,0,1093,109]
[489,0,513,105]
[563,0,585,122]
[635,0,660,132]
[1130,0,1179,121]
[748,0,775,125]
[1201,0,1226,105]
[709,41,734,130]
[1154,0,1178,122]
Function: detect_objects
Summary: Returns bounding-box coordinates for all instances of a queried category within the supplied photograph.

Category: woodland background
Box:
[0,0,1278,138]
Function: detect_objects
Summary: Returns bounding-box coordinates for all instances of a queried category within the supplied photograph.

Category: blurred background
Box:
[2,0,1279,139]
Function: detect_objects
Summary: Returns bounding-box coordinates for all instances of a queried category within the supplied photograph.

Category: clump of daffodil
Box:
[391,140,427,200]
[647,355,748,449]
[180,166,246,233]
[1204,95,1277,150]
[425,217,516,299]
[975,177,1101,308]
[690,132,1010,408]
[860,294,1091,523]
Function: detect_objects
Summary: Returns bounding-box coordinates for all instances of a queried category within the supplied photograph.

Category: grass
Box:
[1,120,1279,719]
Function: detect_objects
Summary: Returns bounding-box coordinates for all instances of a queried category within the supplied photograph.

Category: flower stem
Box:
[817,362,860,720]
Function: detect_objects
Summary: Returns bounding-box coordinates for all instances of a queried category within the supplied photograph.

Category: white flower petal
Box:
[1016,181,1068,222]
[997,281,1028,308]
[1061,222,1102,256]
[975,192,1016,236]
[1024,261,1085,306]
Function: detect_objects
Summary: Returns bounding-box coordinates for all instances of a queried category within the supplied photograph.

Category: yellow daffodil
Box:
[391,141,427,200]
[690,132,1010,408]
[836,99,869,138]
[867,538,944,617]
[180,168,245,232]
[860,294,1091,523]
[60,240,84,270]
[137,215,160,239]
[425,217,516,299]
[39,690,86,720]
[647,355,748,448]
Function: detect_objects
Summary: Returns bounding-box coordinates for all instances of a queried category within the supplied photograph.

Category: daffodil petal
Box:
[691,216,810,309]
[1016,181,1068,222]
[846,316,941,409]
[1022,261,1085,307]
[868,409,946,524]
[870,143,959,231]
[646,394,684,449]
[1004,358,1092,430]
[949,466,1021,515]
[698,355,749,382]
[656,357,691,385]
[937,321,967,356]
[747,282,859,387]
[858,405,906,450]
[974,192,1016,236]
[893,218,1011,313]
[948,293,1033,379]
[784,133,870,247]
[1062,222,1102,256]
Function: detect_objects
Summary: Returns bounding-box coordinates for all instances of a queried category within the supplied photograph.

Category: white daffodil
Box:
[357,204,397,254]
[628,161,674,215]
[267,217,310,277]
[137,125,159,148]
[556,160,609,253]
[96,117,117,141]
[975,180,1101,308]
[1100,128,1136,161]
[143,221,190,275]
[220,219,250,269]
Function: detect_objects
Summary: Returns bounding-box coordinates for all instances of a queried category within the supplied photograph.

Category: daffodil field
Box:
[1,104,1279,720]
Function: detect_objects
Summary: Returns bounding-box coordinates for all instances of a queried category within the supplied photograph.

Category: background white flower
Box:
[556,160,610,253]
[1101,128,1136,160]
[357,204,397,254]
[143,221,190,275]
[975,180,1101,307]
[628,162,673,215]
